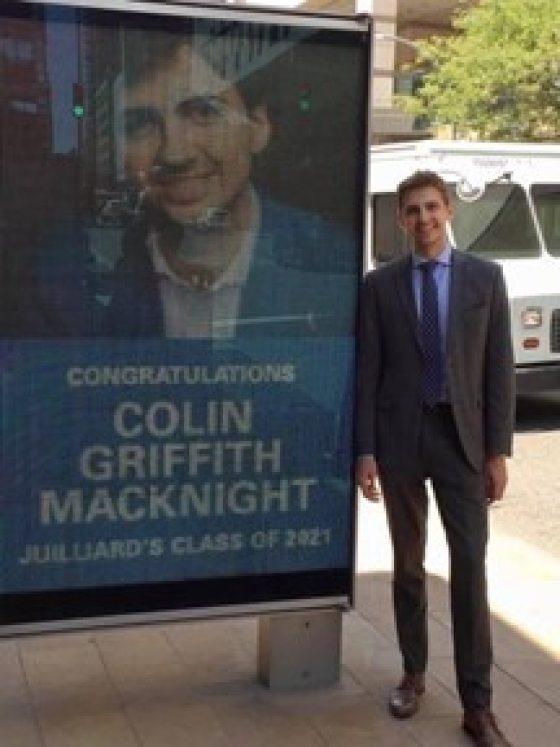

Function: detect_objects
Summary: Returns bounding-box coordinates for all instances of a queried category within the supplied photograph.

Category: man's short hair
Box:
[122,20,266,111]
[397,170,450,208]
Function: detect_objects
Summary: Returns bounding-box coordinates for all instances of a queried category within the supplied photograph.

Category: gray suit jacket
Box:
[356,250,515,472]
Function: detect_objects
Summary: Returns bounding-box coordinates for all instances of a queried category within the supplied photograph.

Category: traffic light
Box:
[298,85,312,113]
[72,82,85,118]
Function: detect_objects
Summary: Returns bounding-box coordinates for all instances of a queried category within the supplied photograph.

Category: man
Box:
[105,27,356,338]
[356,171,515,746]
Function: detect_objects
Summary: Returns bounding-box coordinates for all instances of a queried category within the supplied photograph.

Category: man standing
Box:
[356,171,515,746]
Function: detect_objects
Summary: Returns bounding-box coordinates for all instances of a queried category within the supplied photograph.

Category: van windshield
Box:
[451,183,541,259]
[371,183,542,264]
[532,184,560,258]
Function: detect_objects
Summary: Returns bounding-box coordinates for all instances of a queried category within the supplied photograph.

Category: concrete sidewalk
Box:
[1,499,559,747]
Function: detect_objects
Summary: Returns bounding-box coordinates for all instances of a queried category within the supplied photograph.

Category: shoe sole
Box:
[462,722,499,747]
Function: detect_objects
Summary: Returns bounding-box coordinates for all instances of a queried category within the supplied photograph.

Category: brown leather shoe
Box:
[388,673,425,719]
[462,710,512,746]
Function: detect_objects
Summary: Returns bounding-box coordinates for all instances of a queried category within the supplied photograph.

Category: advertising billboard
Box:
[0,0,370,632]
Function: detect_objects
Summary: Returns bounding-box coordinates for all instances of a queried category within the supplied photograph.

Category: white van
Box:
[368,140,560,394]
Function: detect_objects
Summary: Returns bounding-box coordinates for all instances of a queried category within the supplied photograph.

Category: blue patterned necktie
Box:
[420,261,443,405]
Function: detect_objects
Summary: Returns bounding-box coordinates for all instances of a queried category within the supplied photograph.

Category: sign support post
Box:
[257,609,342,690]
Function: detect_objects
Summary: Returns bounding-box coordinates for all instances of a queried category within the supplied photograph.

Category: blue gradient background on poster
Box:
[0,339,354,592]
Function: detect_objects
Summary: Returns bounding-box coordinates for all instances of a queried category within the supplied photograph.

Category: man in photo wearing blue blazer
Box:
[3,24,356,340]
[356,171,515,746]
[106,28,356,339]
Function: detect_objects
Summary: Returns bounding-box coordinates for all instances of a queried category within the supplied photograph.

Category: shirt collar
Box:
[412,243,453,268]
[150,189,260,293]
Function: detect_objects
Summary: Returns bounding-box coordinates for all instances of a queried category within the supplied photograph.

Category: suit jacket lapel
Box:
[446,249,465,357]
[395,255,422,351]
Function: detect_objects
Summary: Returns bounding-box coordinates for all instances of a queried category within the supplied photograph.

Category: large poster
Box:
[0,0,369,630]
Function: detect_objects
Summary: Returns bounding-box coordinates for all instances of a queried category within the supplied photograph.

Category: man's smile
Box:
[156,173,216,203]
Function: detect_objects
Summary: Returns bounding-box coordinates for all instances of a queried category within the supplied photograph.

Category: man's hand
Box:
[356,455,381,501]
[485,455,508,504]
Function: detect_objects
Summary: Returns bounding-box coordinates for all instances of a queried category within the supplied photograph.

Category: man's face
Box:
[398,185,452,258]
[123,43,270,226]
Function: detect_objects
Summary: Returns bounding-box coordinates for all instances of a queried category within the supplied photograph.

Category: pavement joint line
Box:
[16,640,47,747]
[91,634,145,747]
[493,659,560,715]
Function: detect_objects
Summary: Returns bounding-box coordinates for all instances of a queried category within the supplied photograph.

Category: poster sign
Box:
[0,0,369,631]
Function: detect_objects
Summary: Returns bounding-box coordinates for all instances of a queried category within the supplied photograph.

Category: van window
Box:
[451,184,541,259]
[371,193,409,263]
[371,183,541,265]
[532,184,560,258]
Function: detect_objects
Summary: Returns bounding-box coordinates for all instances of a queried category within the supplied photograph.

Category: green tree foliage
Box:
[399,0,559,140]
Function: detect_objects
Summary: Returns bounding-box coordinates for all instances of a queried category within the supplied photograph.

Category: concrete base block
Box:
[257,608,342,690]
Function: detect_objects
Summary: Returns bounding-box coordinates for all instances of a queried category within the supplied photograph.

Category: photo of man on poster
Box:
[1,16,361,340]
[105,22,358,339]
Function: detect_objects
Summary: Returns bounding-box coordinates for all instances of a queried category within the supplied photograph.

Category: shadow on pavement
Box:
[0,572,557,746]
[354,571,560,747]
[515,392,560,432]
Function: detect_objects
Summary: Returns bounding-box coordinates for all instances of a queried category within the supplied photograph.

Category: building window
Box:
[0,38,34,61]
[10,99,38,114]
